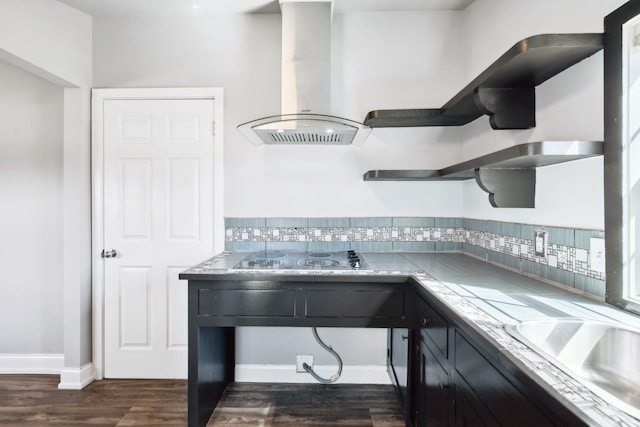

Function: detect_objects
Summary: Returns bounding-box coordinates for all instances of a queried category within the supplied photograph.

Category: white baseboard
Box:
[0,353,64,374]
[235,364,391,384]
[58,363,94,390]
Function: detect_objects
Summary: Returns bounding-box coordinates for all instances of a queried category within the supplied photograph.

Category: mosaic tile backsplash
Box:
[225,217,606,299]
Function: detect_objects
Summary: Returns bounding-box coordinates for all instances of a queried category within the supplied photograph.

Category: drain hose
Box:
[303,327,343,384]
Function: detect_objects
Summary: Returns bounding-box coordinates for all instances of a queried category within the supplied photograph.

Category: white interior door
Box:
[103,99,214,378]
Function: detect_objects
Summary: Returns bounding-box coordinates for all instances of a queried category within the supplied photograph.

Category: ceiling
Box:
[57,0,476,17]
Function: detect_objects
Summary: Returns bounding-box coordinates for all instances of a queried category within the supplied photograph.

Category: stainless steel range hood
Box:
[237,0,371,145]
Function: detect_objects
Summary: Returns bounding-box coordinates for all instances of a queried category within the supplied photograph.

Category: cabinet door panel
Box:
[455,332,553,426]
[417,341,449,427]
[388,328,409,406]
[198,289,295,316]
[416,296,448,360]
[454,382,495,427]
[306,289,404,318]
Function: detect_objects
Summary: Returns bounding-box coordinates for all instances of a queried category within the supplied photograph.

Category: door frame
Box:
[91,88,224,380]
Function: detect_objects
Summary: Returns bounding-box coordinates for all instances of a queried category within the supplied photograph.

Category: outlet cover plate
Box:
[534,230,548,258]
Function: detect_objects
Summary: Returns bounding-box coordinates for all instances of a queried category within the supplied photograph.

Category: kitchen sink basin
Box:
[505,318,640,419]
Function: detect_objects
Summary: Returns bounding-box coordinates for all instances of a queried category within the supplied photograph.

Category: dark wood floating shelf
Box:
[364,141,603,208]
[364,33,604,130]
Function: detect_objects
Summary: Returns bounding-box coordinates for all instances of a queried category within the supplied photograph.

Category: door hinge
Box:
[212,121,216,137]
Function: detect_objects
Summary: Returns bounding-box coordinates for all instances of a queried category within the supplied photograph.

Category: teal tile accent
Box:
[547,226,575,247]
[463,243,486,259]
[266,217,308,227]
[435,242,462,252]
[308,217,350,227]
[522,261,575,288]
[575,229,605,249]
[351,242,393,251]
[392,217,435,227]
[225,242,266,252]
[435,218,460,228]
[520,224,538,241]
[393,242,436,251]
[225,218,266,228]
[486,221,499,234]
[487,221,522,238]
[533,262,549,280]
[521,259,543,278]
[508,223,522,238]
[487,251,520,271]
[308,242,351,252]
[545,266,574,288]
[574,230,590,249]
[463,218,486,232]
[575,275,606,298]
[266,242,307,251]
[350,217,393,227]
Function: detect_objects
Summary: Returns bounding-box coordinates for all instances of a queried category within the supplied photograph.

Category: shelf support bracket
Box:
[474,87,536,129]
[474,168,536,208]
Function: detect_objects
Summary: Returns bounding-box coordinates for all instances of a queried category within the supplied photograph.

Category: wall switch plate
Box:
[296,355,314,373]
[590,237,606,273]
[534,230,548,258]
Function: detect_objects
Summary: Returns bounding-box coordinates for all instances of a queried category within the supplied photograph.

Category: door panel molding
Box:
[91,88,224,380]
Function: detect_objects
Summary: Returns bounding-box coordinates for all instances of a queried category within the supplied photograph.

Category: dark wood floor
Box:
[0,375,405,426]
[208,382,405,427]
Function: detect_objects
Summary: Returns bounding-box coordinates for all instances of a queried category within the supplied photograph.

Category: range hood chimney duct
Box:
[237,0,371,145]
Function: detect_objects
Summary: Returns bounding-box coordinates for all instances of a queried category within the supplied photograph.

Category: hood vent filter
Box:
[239,114,367,145]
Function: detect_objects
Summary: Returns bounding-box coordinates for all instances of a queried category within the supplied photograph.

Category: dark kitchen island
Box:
[180,251,640,427]
[180,251,419,427]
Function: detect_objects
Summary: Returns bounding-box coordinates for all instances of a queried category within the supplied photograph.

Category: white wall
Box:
[92,10,465,374]
[93,11,466,219]
[461,0,627,229]
[0,0,92,386]
[0,0,91,86]
[0,59,64,354]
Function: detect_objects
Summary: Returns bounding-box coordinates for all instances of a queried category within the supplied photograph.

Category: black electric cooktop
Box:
[233,250,368,270]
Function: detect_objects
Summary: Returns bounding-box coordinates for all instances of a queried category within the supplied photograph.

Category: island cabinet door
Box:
[388,328,410,410]
[194,281,411,326]
[454,331,556,427]
[305,288,405,319]
[413,294,451,427]
[454,383,495,427]
[198,288,296,317]
[415,340,450,427]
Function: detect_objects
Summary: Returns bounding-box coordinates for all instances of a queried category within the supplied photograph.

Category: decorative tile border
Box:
[464,221,606,299]
[225,217,464,253]
[225,217,606,299]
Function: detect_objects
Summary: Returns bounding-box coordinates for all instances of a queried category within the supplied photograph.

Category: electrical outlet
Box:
[296,355,314,373]
[534,230,548,258]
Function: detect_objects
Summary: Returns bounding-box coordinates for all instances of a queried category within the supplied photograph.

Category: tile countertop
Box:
[181,251,640,426]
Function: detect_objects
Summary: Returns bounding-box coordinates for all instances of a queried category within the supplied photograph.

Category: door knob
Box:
[101,249,118,258]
